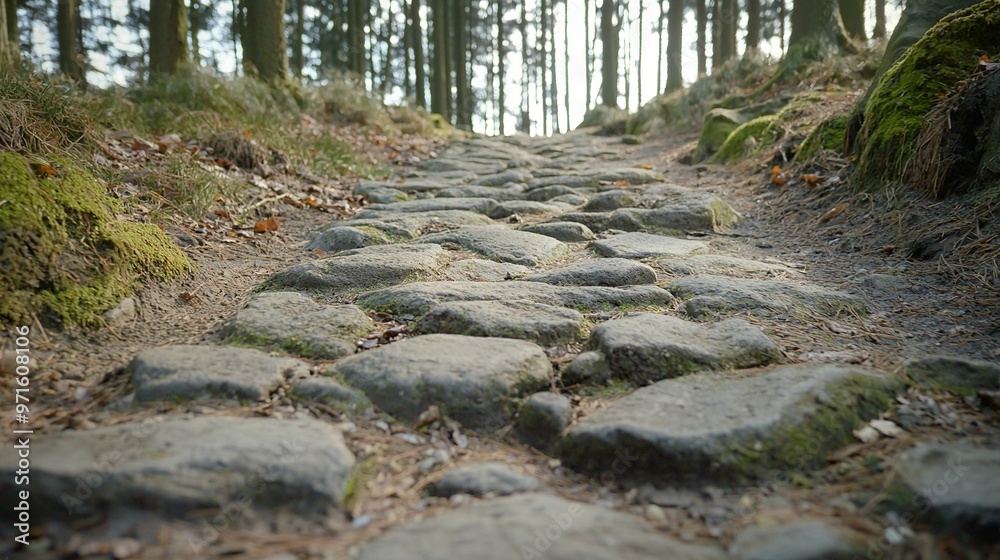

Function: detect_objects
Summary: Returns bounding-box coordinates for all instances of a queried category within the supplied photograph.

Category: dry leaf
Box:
[853,425,880,443]
[770,165,787,185]
[870,419,903,438]
[614,179,628,186]
[818,202,849,224]
[253,216,279,233]
[242,129,254,138]
[637,164,653,170]
[31,162,58,177]
[415,405,441,428]
[802,173,822,187]
[215,157,235,169]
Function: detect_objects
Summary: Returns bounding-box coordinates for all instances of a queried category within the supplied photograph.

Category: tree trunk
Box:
[453,0,470,128]
[696,0,706,75]
[540,0,549,134]
[381,0,394,97]
[190,0,202,66]
[717,0,737,64]
[873,0,886,38]
[519,0,530,133]
[430,0,450,120]
[497,0,505,134]
[789,0,849,49]
[657,0,664,91]
[0,0,16,68]
[348,0,366,78]
[410,0,427,110]
[839,0,866,40]
[746,0,761,52]
[57,0,85,84]
[149,0,189,76]
[600,0,619,108]
[584,0,592,110]
[637,0,643,103]
[291,0,305,79]
[550,0,560,133]
[242,0,288,81]
[562,0,570,130]
[666,0,683,91]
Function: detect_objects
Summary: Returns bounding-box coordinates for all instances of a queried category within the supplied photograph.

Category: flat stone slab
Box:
[267,244,450,292]
[417,226,568,266]
[559,364,901,484]
[356,493,727,560]
[527,175,598,189]
[358,197,498,216]
[289,376,370,411]
[223,292,372,359]
[670,275,867,318]
[0,416,355,520]
[608,195,740,233]
[516,392,573,450]
[129,345,309,402]
[890,443,1000,542]
[520,222,596,242]
[306,225,391,253]
[565,314,781,384]
[472,168,533,186]
[356,281,675,316]
[317,210,494,241]
[525,258,657,286]
[489,200,567,219]
[430,463,539,497]
[524,185,582,201]
[413,300,585,345]
[590,232,709,258]
[584,167,664,184]
[442,259,529,282]
[731,521,859,560]
[327,334,552,430]
[435,184,524,201]
[658,255,800,276]
[902,355,1000,394]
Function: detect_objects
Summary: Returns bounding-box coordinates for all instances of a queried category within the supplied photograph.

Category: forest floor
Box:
[2,80,1000,559]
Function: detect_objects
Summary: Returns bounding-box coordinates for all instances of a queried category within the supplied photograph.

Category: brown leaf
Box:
[415,405,441,428]
[802,173,822,187]
[215,157,235,169]
[253,216,279,233]
[637,164,653,170]
[31,163,58,177]
[614,179,628,186]
[818,202,849,224]
[770,165,787,185]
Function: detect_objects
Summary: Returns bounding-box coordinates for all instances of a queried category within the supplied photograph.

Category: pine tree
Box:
[149,0,189,76]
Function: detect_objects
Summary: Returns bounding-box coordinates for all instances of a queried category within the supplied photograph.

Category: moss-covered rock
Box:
[852,0,1000,188]
[793,114,849,164]
[579,105,630,130]
[710,114,781,164]
[0,152,188,327]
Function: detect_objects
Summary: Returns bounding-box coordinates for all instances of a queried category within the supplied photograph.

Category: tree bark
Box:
[410,0,427,110]
[242,0,288,81]
[789,0,849,49]
[696,0,706,75]
[666,0,683,91]
[453,0,470,127]
[57,0,85,84]
[657,0,664,91]
[873,0,887,38]
[348,0,366,78]
[584,0,592,110]
[497,0,505,134]
[0,0,16,68]
[380,0,394,96]
[746,0,761,52]
[637,0,643,103]
[291,0,305,79]
[550,0,560,133]
[717,0,737,64]
[519,0,530,133]
[562,0,569,130]
[149,0,189,76]
[189,0,202,66]
[430,0,450,120]
[540,0,549,134]
[600,0,619,108]
[839,0,866,40]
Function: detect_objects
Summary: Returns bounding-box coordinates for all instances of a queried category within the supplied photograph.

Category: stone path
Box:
[5,131,998,558]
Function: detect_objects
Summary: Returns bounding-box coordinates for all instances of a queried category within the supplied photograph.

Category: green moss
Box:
[854,0,1000,188]
[0,152,188,327]
[794,114,849,164]
[711,114,781,164]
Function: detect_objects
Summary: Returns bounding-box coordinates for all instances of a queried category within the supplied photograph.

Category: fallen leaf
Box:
[215,157,235,169]
[770,165,787,185]
[31,162,58,177]
[637,164,653,170]
[242,129,254,138]
[415,405,440,428]
[853,425,880,443]
[614,179,628,186]
[802,173,822,187]
[818,202,849,224]
[870,419,903,438]
[253,216,279,233]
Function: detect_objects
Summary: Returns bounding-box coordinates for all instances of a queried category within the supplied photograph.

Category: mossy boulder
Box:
[693,108,749,163]
[0,152,188,327]
[793,114,849,164]
[852,0,1000,188]
[579,105,629,130]
[711,114,781,164]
